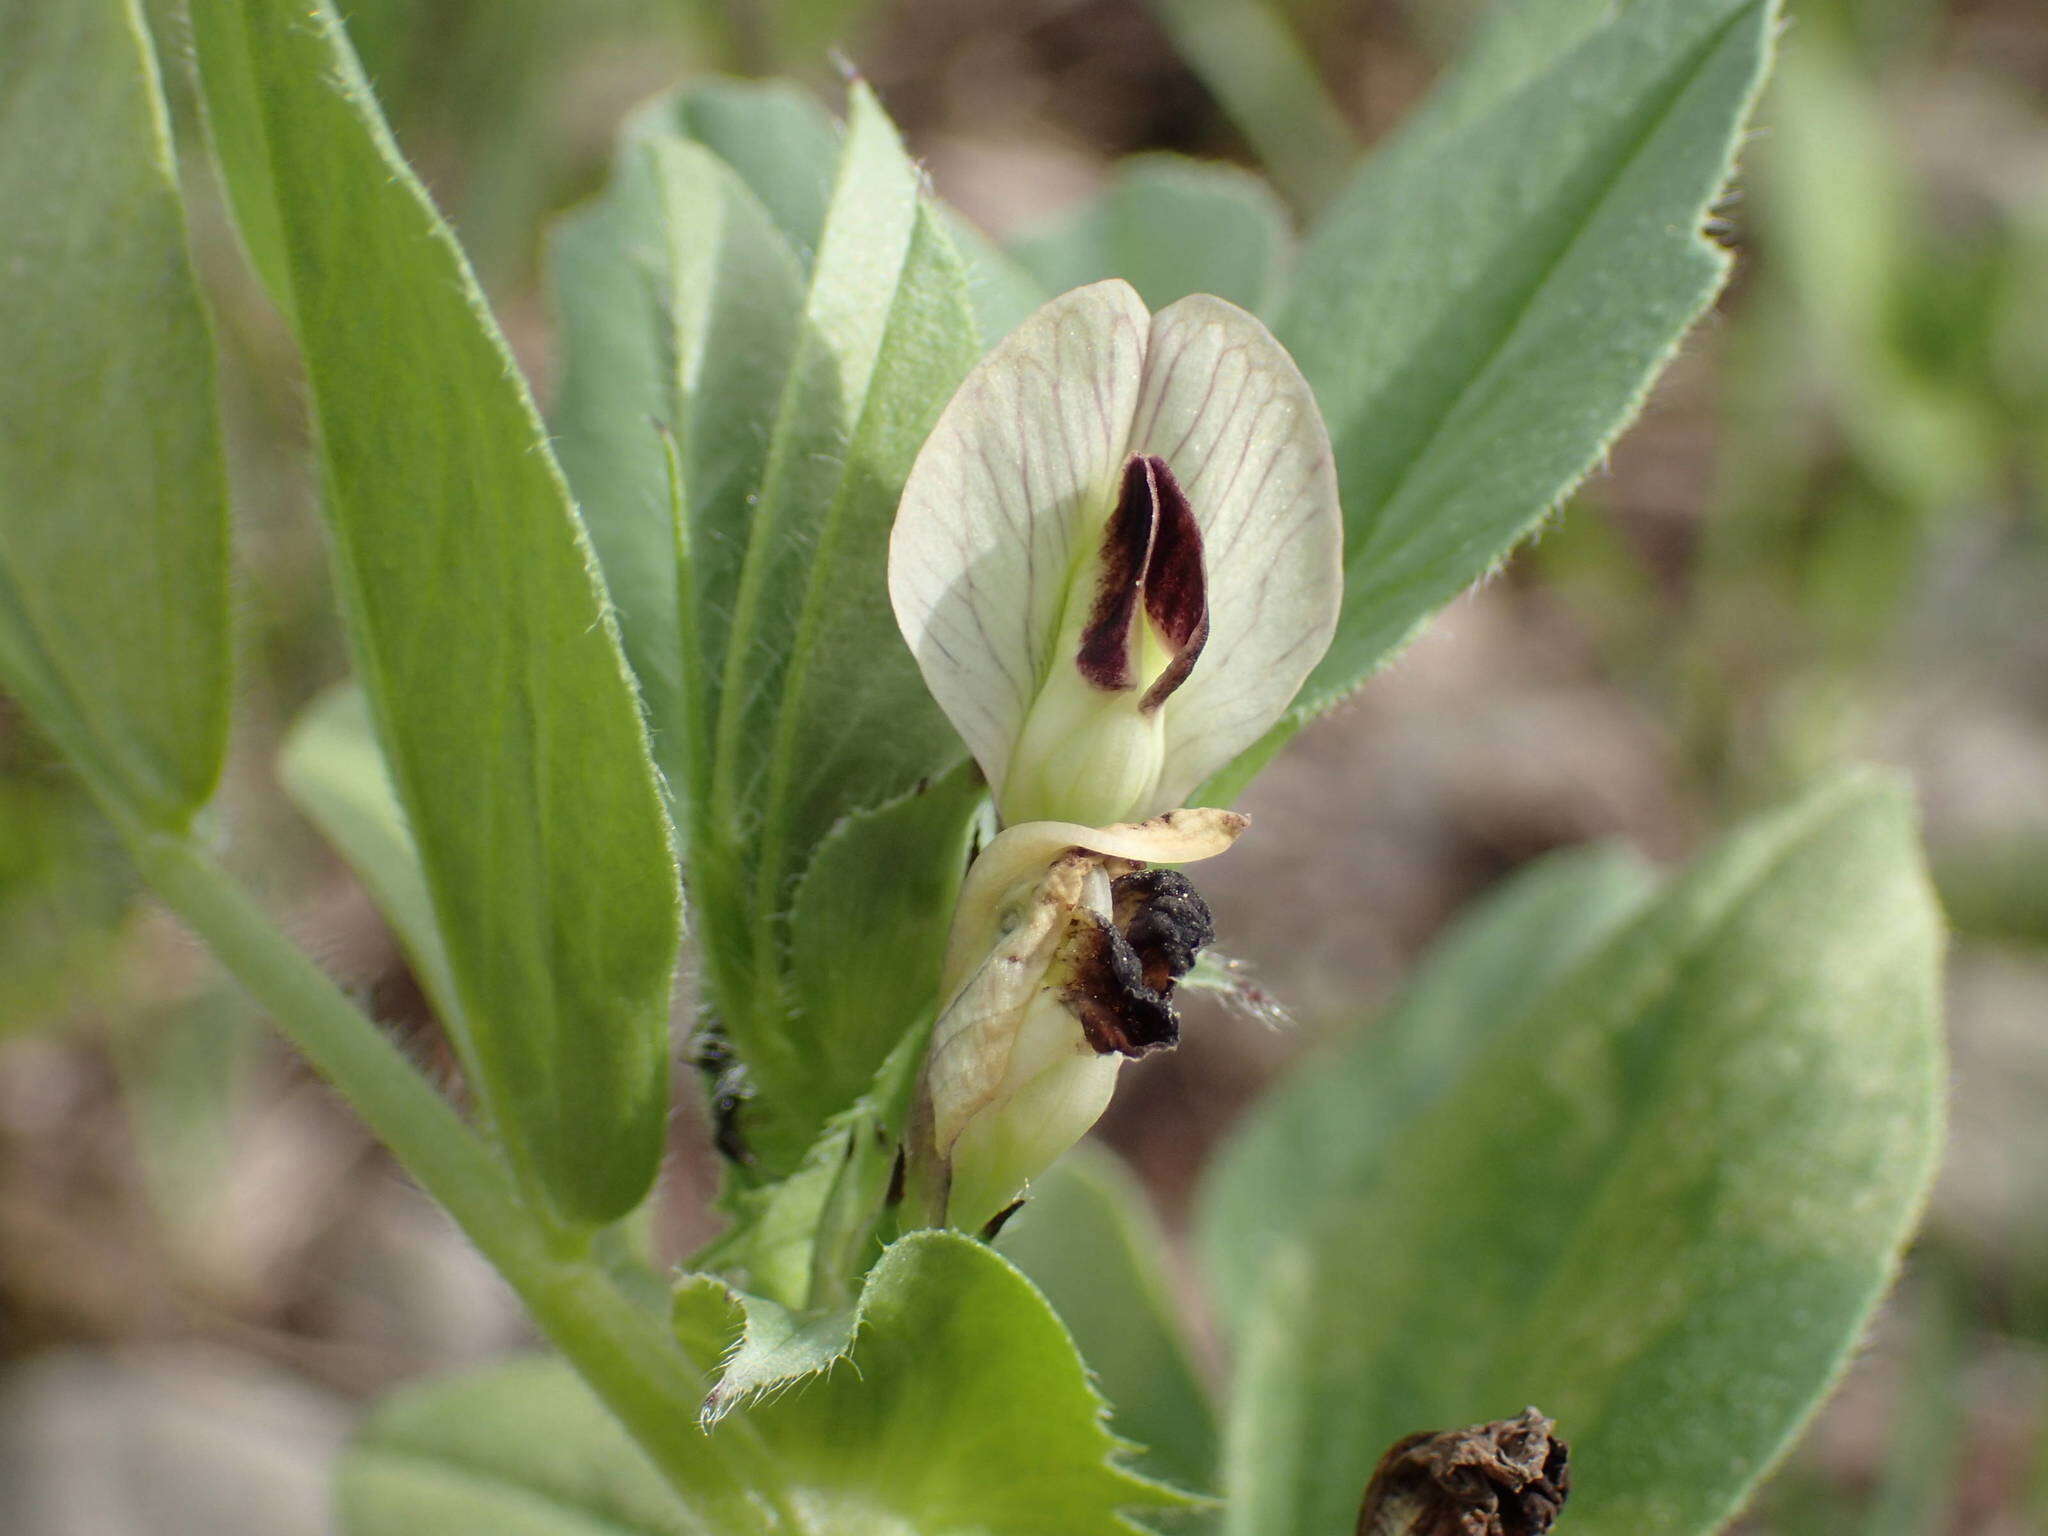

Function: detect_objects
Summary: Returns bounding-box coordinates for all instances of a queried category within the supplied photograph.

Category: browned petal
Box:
[1057,908,1180,1056]
[1054,866,1217,1056]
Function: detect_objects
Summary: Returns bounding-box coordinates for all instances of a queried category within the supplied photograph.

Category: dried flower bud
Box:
[909,808,1245,1232]
[1355,1409,1569,1536]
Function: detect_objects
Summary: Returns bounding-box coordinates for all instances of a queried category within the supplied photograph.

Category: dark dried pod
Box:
[1355,1408,1569,1536]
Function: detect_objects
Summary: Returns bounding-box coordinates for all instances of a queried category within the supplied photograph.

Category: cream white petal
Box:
[889,280,1150,804]
[1125,294,1343,809]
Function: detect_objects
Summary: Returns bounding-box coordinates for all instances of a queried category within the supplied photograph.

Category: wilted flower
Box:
[889,279,1343,828]
[908,809,1246,1233]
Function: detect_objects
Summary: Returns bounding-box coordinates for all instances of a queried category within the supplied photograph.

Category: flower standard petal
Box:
[1127,293,1343,810]
[888,279,1151,807]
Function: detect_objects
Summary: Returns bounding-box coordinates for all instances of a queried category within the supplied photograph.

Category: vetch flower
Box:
[908,808,1245,1233]
[889,279,1343,828]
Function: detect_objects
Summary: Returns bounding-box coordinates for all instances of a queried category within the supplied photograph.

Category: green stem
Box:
[121,826,772,1513]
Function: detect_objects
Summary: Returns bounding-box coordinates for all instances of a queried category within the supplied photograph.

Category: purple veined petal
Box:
[889,280,1151,803]
[1125,294,1343,810]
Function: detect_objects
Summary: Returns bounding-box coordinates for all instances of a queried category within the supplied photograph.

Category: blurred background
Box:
[3,0,2045,1529]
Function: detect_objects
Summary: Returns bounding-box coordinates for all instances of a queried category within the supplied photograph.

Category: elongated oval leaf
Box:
[0,0,230,832]
[690,89,987,1176]
[1197,841,1657,1327]
[548,124,806,824]
[191,0,679,1223]
[1220,771,1944,1536]
[1269,0,1778,736]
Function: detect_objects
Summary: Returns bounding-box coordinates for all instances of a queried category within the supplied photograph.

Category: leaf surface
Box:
[344,1235,1189,1536]
[676,1231,1193,1533]
[548,126,805,819]
[192,0,679,1223]
[1000,1142,1221,1495]
[277,685,461,1035]
[0,0,230,832]
[1223,0,1778,789]
[1220,773,1945,1536]
[1198,842,1656,1325]
[691,91,984,1173]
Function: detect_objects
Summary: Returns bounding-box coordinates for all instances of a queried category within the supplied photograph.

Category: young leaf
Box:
[667,79,842,265]
[694,91,985,1173]
[999,1142,1222,1495]
[1244,0,1778,773]
[775,763,985,1166]
[190,0,680,1224]
[1220,771,1945,1536]
[695,1025,925,1315]
[1198,842,1656,1327]
[548,125,806,821]
[676,1230,1194,1533]
[0,0,230,833]
[1010,153,1294,317]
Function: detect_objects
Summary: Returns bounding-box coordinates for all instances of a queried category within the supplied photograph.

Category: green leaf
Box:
[547,124,806,821]
[663,78,1045,348]
[675,1230,1193,1533]
[1220,771,1945,1536]
[736,202,983,907]
[1398,0,1627,141]
[338,1355,720,1536]
[1273,0,1777,730]
[1197,842,1657,1328]
[277,685,462,1037]
[778,763,985,1162]
[694,89,984,1172]
[0,0,231,832]
[347,1236,1191,1535]
[191,0,680,1224]
[697,1288,860,1428]
[999,1142,1221,1495]
[696,1025,925,1314]
[1010,154,1294,317]
[667,79,842,265]
[939,207,1051,348]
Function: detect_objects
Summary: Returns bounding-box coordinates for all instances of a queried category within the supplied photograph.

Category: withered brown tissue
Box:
[1058,869,1215,1058]
[1354,1408,1569,1536]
